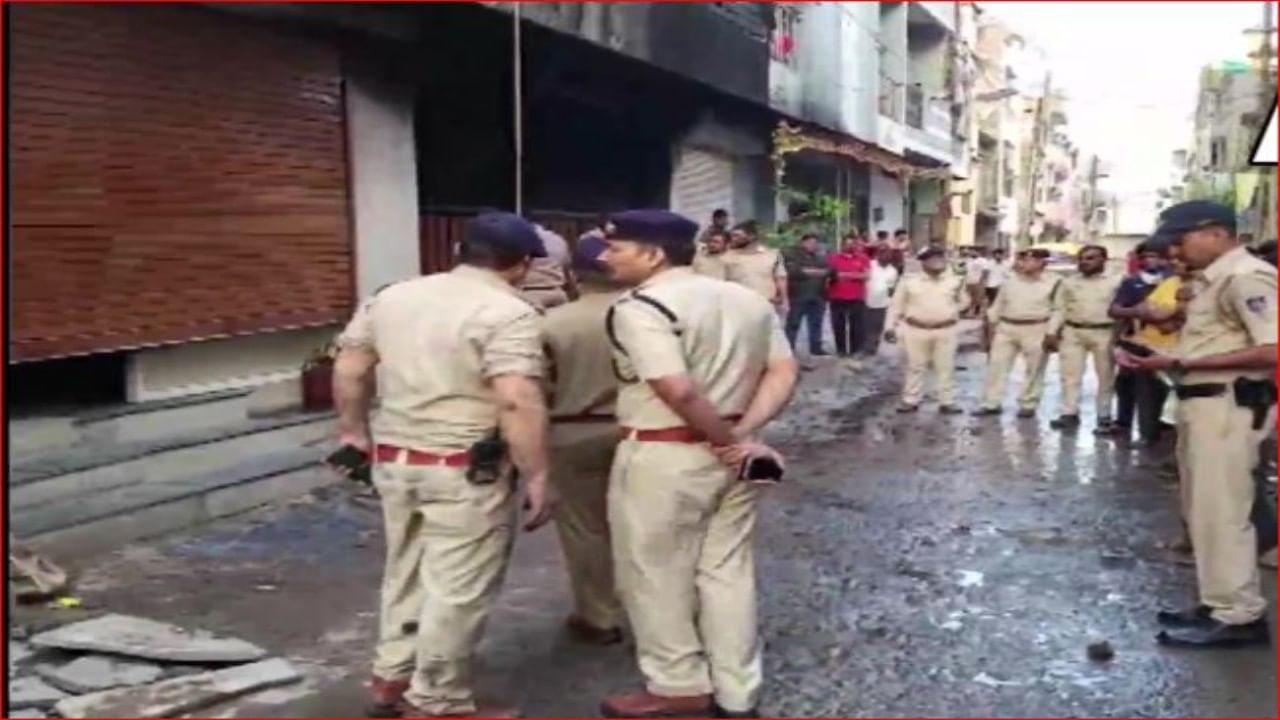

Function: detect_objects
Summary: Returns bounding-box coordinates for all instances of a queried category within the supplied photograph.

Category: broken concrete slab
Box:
[55,658,301,718]
[30,614,266,663]
[36,654,165,694]
[10,676,68,710]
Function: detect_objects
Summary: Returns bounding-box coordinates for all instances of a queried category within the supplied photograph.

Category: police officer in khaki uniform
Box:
[1048,245,1123,432]
[692,228,731,280]
[332,212,555,717]
[723,220,787,310]
[1118,201,1276,648]
[883,246,969,414]
[521,222,578,311]
[596,210,799,718]
[974,248,1062,418]
[542,233,626,645]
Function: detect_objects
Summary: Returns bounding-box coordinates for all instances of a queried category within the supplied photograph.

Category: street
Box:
[31,325,1277,718]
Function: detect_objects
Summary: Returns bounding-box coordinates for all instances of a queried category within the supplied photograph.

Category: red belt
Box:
[552,413,616,424]
[374,444,470,467]
[619,415,742,444]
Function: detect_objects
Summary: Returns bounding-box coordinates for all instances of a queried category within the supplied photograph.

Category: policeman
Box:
[332,212,554,717]
[1048,245,1123,432]
[596,210,799,718]
[974,248,1062,418]
[692,228,731,280]
[723,220,788,311]
[542,233,626,645]
[1117,200,1277,648]
[883,246,969,414]
[521,222,578,310]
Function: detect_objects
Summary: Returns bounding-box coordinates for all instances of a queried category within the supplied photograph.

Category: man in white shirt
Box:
[984,247,1013,305]
[860,246,900,357]
[964,248,991,317]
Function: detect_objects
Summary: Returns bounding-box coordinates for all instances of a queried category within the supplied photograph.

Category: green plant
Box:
[302,339,339,372]
[766,187,854,248]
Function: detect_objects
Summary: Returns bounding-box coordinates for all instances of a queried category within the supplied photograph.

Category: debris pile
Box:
[8,614,300,718]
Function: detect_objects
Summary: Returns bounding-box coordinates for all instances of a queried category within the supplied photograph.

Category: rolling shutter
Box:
[10,4,352,361]
[669,147,735,232]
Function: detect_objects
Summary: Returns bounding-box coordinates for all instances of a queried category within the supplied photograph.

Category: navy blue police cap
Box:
[573,234,609,273]
[607,210,699,249]
[1154,200,1237,240]
[464,212,546,258]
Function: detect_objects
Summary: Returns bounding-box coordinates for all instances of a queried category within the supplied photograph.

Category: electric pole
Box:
[1020,72,1052,247]
[1258,0,1274,241]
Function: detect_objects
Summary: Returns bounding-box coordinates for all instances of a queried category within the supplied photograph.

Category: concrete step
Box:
[9,391,341,556]
[16,447,339,558]
[11,414,333,511]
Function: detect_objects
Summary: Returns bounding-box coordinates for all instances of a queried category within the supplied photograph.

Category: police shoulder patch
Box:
[1246,295,1269,313]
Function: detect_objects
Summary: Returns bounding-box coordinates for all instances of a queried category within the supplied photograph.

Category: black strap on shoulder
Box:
[604,305,628,356]
[630,292,680,328]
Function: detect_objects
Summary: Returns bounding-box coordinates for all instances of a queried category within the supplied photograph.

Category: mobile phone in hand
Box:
[326,444,372,484]
[740,455,784,484]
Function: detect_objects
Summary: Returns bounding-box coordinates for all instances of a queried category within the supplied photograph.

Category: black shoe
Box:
[1093,420,1115,436]
[1156,604,1212,627]
[1156,618,1270,648]
[714,706,759,719]
[897,404,920,414]
[938,405,963,415]
[971,407,1001,417]
[1049,415,1080,430]
[810,348,830,357]
[1016,409,1036,419]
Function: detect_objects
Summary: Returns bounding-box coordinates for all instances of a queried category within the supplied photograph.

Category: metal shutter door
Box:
[669,147,735,231]
[10,4,353,361]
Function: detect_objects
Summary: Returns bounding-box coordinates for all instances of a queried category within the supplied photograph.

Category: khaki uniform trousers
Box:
[981,322,1050,411]
[1177,393,1267,625]
[372,460,515,715]
[609,440,762,713]
[550,423,623,630]
[1058,327,1116,418]
[901,326,958,407]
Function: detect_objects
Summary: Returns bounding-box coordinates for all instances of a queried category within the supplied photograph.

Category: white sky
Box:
[989,1,1270,202]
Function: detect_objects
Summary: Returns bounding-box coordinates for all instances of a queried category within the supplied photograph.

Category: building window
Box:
[771,4,799,66]
[1210,136,1228,169]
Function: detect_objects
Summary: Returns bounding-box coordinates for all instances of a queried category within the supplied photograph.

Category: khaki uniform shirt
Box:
[1050,273,1123,334]
[692,249,729,280]
[338,265,544,451]
[886,272,968,329]
[987,272,1062,325]
[724,246,787,302]
[1177,246,1278,384]
[542,291,620,419]
[608,268,792,430]
[521,226,572,309]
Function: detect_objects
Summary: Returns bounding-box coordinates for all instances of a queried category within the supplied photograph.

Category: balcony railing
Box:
[906,86,924,129]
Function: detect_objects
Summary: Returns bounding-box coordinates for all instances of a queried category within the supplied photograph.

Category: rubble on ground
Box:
[9,614,299,718]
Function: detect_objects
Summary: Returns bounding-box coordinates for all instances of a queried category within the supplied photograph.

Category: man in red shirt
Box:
[828,235,872,360]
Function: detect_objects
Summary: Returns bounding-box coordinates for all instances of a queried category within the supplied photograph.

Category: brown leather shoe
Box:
[567,615,624,646]
[367,676,410,718]
[398,699,521,718]
[601,690,714,718]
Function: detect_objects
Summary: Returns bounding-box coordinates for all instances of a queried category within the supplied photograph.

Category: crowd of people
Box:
[327,199,1275,720]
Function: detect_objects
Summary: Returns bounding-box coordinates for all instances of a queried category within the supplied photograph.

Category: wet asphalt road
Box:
[48,328,1277,717]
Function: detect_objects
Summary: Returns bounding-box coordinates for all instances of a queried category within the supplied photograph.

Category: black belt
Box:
[1175,383,1228,400]
[1066,321,1114,330]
